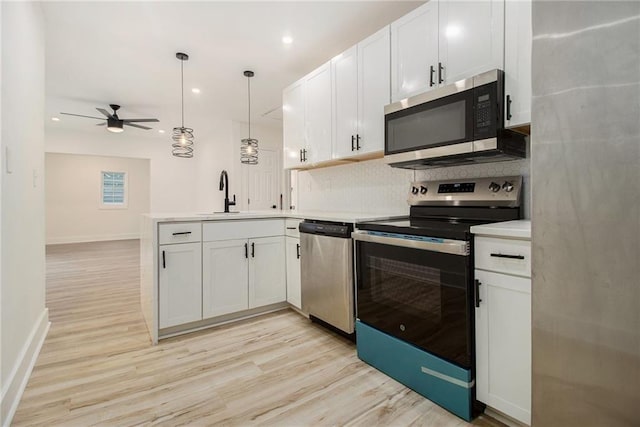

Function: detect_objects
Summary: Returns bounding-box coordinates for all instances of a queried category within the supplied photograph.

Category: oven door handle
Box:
[351,231,469,256]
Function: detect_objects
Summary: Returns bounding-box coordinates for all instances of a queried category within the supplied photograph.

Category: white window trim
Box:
[99,170,128,209]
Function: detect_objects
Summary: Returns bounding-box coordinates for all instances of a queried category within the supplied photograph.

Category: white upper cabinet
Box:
[332,45,359,159]
[283,78,306,169]
[391,0,506,101]
[391,1,439,102]
[504,0,532,128]
[304,63,333,165]
[357,26,391,156]
[438,0,504,85]
[333,26,391,159]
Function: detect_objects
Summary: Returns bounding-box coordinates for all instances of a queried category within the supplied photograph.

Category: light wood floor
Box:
[13,239,505,426]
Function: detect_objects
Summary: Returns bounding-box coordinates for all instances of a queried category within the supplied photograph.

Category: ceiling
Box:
[42,1,422,138]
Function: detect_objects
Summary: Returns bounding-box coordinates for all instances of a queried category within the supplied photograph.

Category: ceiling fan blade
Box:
[96,122,106,126]
[60,112,105,120]
[122,118,159,123]
[96,108,113,119]
[124,123,152,130]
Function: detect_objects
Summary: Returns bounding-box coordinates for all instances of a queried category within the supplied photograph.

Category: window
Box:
[100,171,127,208]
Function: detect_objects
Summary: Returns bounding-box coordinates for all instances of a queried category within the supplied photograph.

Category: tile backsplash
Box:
[296,156,531,218]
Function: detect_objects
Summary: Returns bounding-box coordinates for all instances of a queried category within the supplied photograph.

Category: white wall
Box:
[46,121,283,216]
[1,2,49,425]
[45,153,150,244]
[296,156,531,217]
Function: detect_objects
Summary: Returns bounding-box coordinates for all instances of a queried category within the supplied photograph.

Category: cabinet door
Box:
[438,0,504,85]
[285,236,301,309]
[357,25,391,155]
[158,242,202,328]
[202,239,249,318]
[332,45,358,159]
[475,269,531,425]
[390,1,439,102]
[504,0,532,128]
[305,62,333,164]
[283,79,306,169]
[249,236,286,308]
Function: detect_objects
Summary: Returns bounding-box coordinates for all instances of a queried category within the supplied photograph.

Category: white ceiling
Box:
[42,1,422,138]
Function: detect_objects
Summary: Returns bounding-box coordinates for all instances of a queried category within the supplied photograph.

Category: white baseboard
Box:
[46,232,139,245]
[1,308,50,427]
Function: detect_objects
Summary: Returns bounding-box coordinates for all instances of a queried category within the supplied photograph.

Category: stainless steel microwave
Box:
[384,69,526,169]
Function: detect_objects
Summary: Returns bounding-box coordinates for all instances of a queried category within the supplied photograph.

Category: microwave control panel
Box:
[473,82,499,139]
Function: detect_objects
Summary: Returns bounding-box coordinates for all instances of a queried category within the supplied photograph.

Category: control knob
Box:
[489,182,501,193]
[502,181,514,192]
[420,186,428,195]
[411,186,419,195]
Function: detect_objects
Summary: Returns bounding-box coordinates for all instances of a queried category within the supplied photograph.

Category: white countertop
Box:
[470,220,531,239]
[144,210,406,224]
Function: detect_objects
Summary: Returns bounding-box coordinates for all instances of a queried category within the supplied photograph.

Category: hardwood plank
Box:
[12,239,507,426]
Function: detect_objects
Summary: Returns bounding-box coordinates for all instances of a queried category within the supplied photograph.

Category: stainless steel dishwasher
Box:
[299,220,354,334]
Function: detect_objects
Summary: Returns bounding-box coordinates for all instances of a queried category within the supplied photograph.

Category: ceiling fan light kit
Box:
[240,70,258,165]
[172,52,195,158]
[107,118,124,133]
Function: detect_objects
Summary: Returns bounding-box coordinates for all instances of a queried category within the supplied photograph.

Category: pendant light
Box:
[172,52,194,158]
[240,70,258,165]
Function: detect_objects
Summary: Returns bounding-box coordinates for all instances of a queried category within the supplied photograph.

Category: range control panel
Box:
[408,176,523,207]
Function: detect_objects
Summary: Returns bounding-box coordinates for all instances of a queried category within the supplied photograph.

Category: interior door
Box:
[246,148,279,211]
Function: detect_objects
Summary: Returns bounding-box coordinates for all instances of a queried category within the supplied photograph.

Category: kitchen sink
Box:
[196,211,242,216]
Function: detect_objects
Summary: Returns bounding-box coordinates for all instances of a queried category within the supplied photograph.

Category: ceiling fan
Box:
[60,104,159,133]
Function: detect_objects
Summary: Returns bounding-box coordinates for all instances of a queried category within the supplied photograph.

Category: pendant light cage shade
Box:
[173,52,195,158]
[240,70,258,165]
[172,126,194,158]
[241,138,258,164]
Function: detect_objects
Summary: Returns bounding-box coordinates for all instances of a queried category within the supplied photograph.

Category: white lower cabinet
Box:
[202,239,249,318]
[201,228,286,320]
[249,236,287,308]
[159,242,202,328]
[285,236,301,309]
[475,236,531,425]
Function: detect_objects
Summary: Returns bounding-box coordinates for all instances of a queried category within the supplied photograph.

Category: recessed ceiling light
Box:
[158,129,165,134]
[282,36,293,45]
[192,88,201,94]
[51,117,60,121]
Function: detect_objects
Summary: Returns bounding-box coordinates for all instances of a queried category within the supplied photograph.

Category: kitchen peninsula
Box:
[140,210,400,344]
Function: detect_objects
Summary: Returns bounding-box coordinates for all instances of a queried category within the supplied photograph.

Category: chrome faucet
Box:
[219,170,236,213]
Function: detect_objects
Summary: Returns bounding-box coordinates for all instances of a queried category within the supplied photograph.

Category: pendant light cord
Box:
[181,59,185,128]
[247,76,251,139]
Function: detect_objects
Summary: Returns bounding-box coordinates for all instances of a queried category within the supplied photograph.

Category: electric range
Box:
[353,175,523,421]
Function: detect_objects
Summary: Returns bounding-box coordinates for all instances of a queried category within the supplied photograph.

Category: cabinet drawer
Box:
[203,219,284,241]
[285,218,303,238]
[475,237,531,277]
[159,222,202,244]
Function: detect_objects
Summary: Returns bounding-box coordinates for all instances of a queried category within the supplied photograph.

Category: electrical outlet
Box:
[5,146,12,174]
